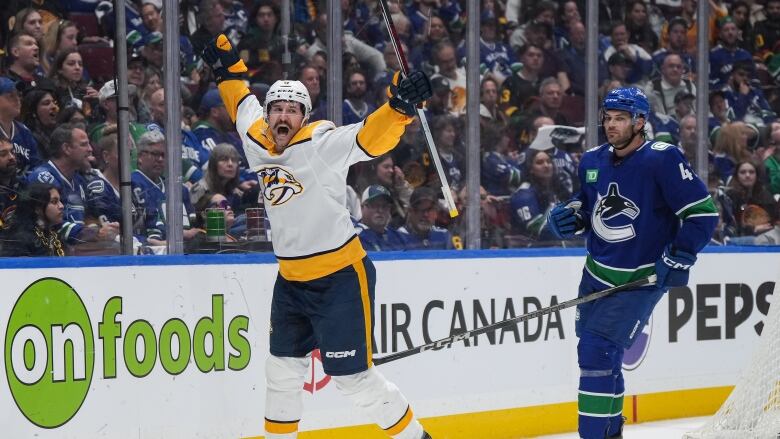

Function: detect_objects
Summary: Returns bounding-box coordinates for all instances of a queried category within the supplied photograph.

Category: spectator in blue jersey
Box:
[140,0,163,33]
[356,185,407,251]
[431,115,464,191]
[190,0,226,55]
[20,83,59,158]
[561,21,606,97]
[652,17,695,79]
[481,123,522,196]
[0,183,65,257]
[131,130,167,244]
[408,15,449,76]
[397,186,453,250]
[342,70,375,125]
[28,123,119,245]
[456,14,518,85]
[0,137,21,229]
[510,149,567,243]
[720,62,777,127]
[86,126,122,225]
[147,88,204,185]
[546,87,717,439]
[678,115,699,165]
[709,16,753,90]
[0,77,39,177]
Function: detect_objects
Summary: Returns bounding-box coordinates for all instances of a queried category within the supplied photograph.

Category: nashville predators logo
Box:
[591,183,640,243]
[257,166,303,205]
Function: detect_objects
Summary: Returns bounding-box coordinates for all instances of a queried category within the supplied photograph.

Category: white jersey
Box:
[217,80,412,281]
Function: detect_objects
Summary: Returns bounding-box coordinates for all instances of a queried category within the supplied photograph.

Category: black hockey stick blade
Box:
[373,275,657,366]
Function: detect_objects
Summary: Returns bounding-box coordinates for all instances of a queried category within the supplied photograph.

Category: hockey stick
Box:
[377,0,459,218]
[373,275,657,365]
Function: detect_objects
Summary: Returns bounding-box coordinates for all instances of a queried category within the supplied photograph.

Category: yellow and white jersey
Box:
[217,80,413,282]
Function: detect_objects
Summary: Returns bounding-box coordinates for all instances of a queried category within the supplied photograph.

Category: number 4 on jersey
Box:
[679,163,694,181]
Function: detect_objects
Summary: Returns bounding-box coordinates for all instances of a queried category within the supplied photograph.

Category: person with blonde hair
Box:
[713,121,753,184]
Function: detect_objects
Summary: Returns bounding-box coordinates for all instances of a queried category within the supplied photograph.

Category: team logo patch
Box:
[591,183,640,243]
[257,166,303,205]
[36,171,55,184]
[586,169,598,183]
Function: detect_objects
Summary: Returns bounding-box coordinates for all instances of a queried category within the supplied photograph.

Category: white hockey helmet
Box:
[264,80,312,122]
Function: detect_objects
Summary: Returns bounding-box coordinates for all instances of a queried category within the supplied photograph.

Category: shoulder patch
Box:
[650,141,675,151]
[36,171,55,184]
[87,179,106,194]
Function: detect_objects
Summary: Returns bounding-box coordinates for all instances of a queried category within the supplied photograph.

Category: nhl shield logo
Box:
[257,166,303,205]
[591,183,640,243]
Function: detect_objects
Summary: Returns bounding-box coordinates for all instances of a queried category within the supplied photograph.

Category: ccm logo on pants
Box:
[325,350,356,358]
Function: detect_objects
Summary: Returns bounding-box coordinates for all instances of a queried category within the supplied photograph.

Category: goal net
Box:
[684,293,780,439]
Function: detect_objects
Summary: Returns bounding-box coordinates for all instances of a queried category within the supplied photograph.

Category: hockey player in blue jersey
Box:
[547,87,718,439]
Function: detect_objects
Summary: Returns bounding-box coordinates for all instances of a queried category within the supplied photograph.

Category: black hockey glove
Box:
[387,71,432,116]
[201,34,247,83]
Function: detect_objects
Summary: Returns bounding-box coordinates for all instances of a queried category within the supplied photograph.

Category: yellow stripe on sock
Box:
[264,418,299,434]
[384,406,413,436]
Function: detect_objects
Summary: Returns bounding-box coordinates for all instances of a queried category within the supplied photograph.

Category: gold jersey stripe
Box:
[278,236,367,282]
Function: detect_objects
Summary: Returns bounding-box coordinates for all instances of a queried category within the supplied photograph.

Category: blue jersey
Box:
[573,141,718,287]
[356,223,407,251]
[510,182,559,240]
[708,45,753,89]
[4,121,40,178]
[85,170,121,223]
[648,112,680,144]
[397,225,453,250]
[342,100,376,125]
[481,151,522,196]
[131,170,166,241]
[457,38,518,82]
[27,161,87,243]
[192,120,255,182]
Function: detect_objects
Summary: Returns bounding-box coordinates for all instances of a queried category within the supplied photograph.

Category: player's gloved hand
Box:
[201,34,247,83]
[387,71,432,116]
[547,200,583,239]
[655,245,697,289]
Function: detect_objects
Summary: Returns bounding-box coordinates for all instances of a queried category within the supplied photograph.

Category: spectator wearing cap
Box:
[500,44,545,120]
[652,17,696,79]
[5,33,44,87]
[0,136,20,229]
[27,122,119,245]
[710,17,754,90]
[0,77,40,177]
[644,53,696,116]
[355,153,413,227]
[190,0,227,55]
[88,80,138,144]
[342,70,375,125]
[397,186,454,250]
[456,13,518,85]
[430,41,467,114]
[355,185,407,251]
[602,22,652,85]
[602,53,631,91]
[752,0,780,62]
[48,49,98,114]
[721,61,776,127]
[423,76,454,120]
[140,31,164,69]
[20,82,59,156]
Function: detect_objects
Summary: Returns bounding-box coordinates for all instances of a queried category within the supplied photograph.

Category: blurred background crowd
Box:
[0,0,779,257]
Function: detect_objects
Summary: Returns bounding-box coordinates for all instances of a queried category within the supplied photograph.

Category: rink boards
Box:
[1,247,778,438]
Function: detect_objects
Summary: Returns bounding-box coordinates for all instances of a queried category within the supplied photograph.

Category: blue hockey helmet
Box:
[602,86,650,118]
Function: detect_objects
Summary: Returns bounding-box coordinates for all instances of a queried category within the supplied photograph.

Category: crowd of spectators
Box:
[0,0,779,257]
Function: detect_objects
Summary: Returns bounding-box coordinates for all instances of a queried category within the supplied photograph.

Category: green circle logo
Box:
[5,278,94,428]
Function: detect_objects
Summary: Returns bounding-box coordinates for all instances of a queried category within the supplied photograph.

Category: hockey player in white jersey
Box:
[202,34,433,439]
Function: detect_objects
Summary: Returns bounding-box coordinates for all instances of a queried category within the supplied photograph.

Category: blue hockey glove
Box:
[655,245,697,289]
[547,201,583,239]
[201,34,247,83]
[387,71,432,116]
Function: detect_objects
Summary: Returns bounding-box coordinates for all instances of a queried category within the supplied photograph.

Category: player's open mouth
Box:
[276,126,289,135]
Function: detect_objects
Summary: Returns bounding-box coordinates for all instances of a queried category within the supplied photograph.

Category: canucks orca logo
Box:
[591,183,640,242]
[258,166,303,205]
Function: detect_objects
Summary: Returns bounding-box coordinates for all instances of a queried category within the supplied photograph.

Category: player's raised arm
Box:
[201,34,262,135]
[354,71,432,157]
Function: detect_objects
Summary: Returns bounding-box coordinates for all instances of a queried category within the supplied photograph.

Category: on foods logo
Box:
[5,278,251,428]
[5,278,94,428]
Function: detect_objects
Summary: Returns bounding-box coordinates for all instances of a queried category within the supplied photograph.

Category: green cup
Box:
[205,208,226,242]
